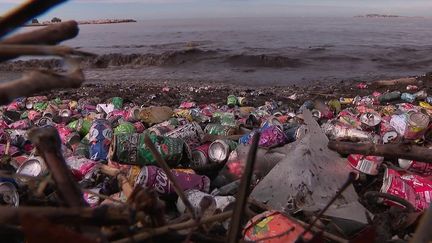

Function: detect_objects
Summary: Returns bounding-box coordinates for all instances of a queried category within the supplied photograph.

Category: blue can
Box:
[89,119,113,161]
[426,96,432,105]
[401,93,416,103]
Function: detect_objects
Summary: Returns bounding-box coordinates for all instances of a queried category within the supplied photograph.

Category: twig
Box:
[328,141,432,163]
[0,206,131,226]
[227,132,260,243]
[0,44,95,58]
[0,0,67,38]
[297,172,356,242]
[143,134,197,219]
[28,126,87,207]
[113,210,233,243]
[0,58,84,106]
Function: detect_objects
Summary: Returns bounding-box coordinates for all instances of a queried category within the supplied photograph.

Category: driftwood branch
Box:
[113,211,233,243]
[374,77,418,87]
[0,0,67,38]
[0,206,131,226]
[0,58,84,106]
[328,141,432,163]
[28,126,87,207]
[227,132,260,243]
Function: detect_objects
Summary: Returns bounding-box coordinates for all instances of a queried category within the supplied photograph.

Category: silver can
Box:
[16,157,48,183]
[165,122,204,149]
[208,139,237,164]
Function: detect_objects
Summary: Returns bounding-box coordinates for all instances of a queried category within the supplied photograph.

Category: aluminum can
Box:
[227,95,238,108]
[414,90,428,100]
[378,91,401,103]
[347,154,383,175]
[9,119,31,130]
[398,159,432,176]
[405,112,430,140]
[114,122,136,135]
[204,123,236,136]
[16,157,48,183]
[165,122,204,149]
[147,125,174,136]
[259,125,287,148]
[66,156,99,181]
[134,165,210,196]
[111,97,123,109]
[401,93,416,103]
[360,112,382,128]
[113,133,190,166]
[208,139,238,164]
[243,211,313,242]
[0,182,19,206]
[89,119,113,161]
[191,143,211,167]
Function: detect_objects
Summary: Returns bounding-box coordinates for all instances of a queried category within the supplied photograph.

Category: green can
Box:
[67,119,92,136]
[219,112,237,127]
[227,95,238,108]
[20,111,28,119]
[114,122,136,135]
[33,102,48,112]
[113,133,190,166]
[112,97,124,110]
[204,123,236,136]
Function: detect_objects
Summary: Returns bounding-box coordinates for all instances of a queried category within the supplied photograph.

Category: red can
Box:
[9,119,31,130]
[191,143,211,167]
[133,122,145,133]
[347,154,383,175]
[399,159,432,177]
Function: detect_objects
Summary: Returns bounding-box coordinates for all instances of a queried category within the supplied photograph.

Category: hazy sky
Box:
[0,0,431,20]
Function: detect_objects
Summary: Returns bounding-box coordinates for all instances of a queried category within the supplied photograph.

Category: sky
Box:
[0,0,431,20]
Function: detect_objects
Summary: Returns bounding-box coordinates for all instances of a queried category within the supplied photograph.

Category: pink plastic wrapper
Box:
[381,168,432,211]
[347,154,383,175]
[134,165,210,196]
[259,125,287,148]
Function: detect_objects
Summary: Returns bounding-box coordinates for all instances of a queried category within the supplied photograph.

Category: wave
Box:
[1,46,431,72]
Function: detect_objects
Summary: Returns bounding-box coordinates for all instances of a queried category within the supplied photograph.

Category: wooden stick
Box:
[227,132,260,243]
[328,141,432,163]
[0,44,95,58]
[0,58,84,106]
[0,0,67,38]
[28,126,87,207]
[0,206,131,226]
[143,134,197,219]
[374,77,417,87]
[113,211,233,243]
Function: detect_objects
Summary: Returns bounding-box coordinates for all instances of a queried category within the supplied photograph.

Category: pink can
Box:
[347,154,383,175]
[133,122,145,133]
[28,110,42,121]
[134,165,210,196]
[9,119,31,130]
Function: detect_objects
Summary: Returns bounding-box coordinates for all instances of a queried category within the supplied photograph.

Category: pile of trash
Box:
[0,83,431,242]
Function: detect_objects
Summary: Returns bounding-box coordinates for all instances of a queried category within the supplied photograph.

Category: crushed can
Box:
[191,143,211,167]
[259,125,288,148]
[227,95,238,108]
[66,156,99,181]
[89,119,113,161]
[208,139,238,164]
[404,112,430,140]
[113,133,190,166]
[134,165,210,196]
[243,211,313,242]
[204,123,236,136]
[165,122,204,149]
[0,181,19,206]
[111,97,123,109]
[114,122,136,135]
[401,93,416,103]
[347,154,383,175]
[16,157,48,183]
[398,159,432,176]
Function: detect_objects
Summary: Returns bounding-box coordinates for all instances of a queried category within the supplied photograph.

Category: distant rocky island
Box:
[25,18,137,27]
[355,14,401,18]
